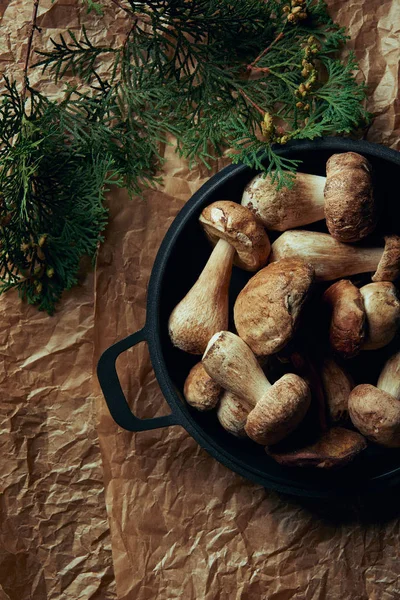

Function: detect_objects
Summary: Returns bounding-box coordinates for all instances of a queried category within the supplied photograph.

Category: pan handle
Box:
[97,327,179,431]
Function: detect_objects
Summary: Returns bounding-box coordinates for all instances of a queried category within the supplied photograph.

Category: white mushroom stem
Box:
[377,351,400,399]
[168,239,235,354]
[270,230,385,281]
[242,171,326,231]
[217,390,252,437]
[203,330,271,406]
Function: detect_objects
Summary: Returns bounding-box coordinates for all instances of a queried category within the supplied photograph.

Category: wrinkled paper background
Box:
[1,1,400,599]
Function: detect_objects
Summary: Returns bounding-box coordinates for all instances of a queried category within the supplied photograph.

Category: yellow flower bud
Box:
[301,68,308,78]
[299,83,306,93]
[303,103,310,111]
[37,247,45,261]
[292,6,302,13]
[296,101,304,109]
[38,234,48,248]
[46,267,55,278]
[35,282,43,294]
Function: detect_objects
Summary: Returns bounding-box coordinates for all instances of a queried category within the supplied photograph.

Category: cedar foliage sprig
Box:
[0,0,369,313]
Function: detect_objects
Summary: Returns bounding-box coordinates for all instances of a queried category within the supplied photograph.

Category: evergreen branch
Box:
[0,0,371,313]
[21,0,40,102]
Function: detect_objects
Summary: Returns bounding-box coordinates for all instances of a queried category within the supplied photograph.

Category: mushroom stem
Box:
[217,390,252,437]
[242,171,326,231]
[270,230,390,281]
[169,239,235,354]
[377,351,400,400]
[203,330,271,407]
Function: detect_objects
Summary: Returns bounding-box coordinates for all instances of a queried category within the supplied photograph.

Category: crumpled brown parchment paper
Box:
[92,2,400,599]
[0,2,118,599]
[2,0,400,599]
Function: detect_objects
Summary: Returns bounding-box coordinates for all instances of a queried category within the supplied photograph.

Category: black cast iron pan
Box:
[97,137,400,498]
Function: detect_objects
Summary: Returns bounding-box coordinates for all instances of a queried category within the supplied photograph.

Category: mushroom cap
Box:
[348,384,400,448]
[324,152,376,243]
[241,171,326,231]
[267,427,366,468]
[234,258,314,356]
[199,201,270,271]
[245,373,311,445]
[184,362,221,411]
[372,234,400,282]
[323,279,366,358]
[217,390,251,437]
[321,358,354,422]
[361,282,400,350]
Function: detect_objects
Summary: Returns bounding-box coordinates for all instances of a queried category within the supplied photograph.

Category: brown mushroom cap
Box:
[217,390,251,437]
[372,235,400,282]
[348,384,400,448]
[245,373,311,445]
[184,362,221,411]
[199,201,270,271]
[324,152,376,243]
[234,258,314,356]
[361,282,400,350]
[321,358,354,423]
[267,427,367,468]
[241,171,326,231]
[323,280,366,358]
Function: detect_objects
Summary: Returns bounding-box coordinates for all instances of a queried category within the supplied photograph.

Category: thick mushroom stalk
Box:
[321,359,354,423]
[202,331,311,445]
[349,351,400,447]
[217,390,252,437]
[324,280,400,358]
[184,362,222,411]
[270,231,400,282]
[169,201,270,354]
[242,171,326,231]
[234,258,314,356]
[324,152,377,243]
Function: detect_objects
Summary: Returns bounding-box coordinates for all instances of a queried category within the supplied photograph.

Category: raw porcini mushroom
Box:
[267,427,367,469]
[217,355,269,437]
[202,331,311,445]
[349,351,400,447]
[217,390,252,437]
[184,362,221,411]
[323,280,400,358]
[169,201,270,354]
[321,358,354,423]
[168,201,270,354]
[360,282,400,350]
[241,171,326,231]
[324,152,377,243]
[323,280,366,358]
[270,230,400,282]
[234,258,314,356]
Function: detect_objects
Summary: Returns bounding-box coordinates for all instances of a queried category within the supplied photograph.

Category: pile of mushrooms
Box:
[169,151,400,469]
